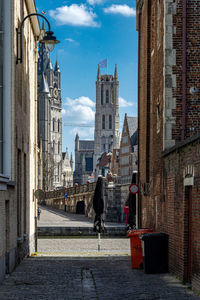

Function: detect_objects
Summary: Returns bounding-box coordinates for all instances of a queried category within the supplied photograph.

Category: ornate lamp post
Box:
[16,13,59,64]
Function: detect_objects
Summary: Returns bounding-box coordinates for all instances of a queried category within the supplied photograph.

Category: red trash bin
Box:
[127,229,153,269]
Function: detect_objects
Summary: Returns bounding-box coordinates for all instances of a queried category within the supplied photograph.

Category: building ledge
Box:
[162,133,200,157]
[0,174,9,191]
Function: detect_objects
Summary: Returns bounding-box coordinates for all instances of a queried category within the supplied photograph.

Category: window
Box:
[120,156,129,166]
[85,157,93,171]
[109,115,112,129]
[122,136,128,144]
[102,115,105,129]
[106,90,109,103]
[58,120,60,132]
[101,85,104,105]
[121,146,129,154]
[101,136,106,152]
[53,118,55,131]
[58,141,60,154]
[124,126,126,133]
[53,141,55,153]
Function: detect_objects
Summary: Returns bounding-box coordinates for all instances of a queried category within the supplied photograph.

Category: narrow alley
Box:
[0,206,199,300]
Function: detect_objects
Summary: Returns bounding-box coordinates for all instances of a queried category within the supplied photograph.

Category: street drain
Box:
[81,268,99,300]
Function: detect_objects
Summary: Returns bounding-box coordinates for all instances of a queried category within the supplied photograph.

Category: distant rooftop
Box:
[79,140,94,151]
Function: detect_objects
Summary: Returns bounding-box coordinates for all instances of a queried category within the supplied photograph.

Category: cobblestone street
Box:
[1,207,199,299]
[0,256,200,300]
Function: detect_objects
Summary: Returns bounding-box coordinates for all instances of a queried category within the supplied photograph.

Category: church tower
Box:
[37,43,62,190]
[93,64,120,171]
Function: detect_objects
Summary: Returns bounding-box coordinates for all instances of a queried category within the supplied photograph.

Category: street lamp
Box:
[16,13,59,64]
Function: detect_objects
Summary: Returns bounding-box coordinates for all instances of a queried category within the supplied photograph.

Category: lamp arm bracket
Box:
[17,13,51,64]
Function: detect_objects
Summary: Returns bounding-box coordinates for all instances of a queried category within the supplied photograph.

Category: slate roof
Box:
[79,140,94,151]
[127,116,138,148]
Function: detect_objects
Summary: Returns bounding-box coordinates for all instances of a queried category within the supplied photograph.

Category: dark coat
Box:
[93,177,104,233]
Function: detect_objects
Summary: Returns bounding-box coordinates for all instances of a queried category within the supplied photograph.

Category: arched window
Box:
[101,85,104,105]
[58,141,60,154]
[101,136,106,152]
[109,115,112,129]
[58,120,60,132]
[102,115,105,129]
[106,90,109,103]
[53,141,55,153]
[53,118,55,131]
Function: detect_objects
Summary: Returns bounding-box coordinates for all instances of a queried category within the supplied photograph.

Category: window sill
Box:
[0,174,9,191]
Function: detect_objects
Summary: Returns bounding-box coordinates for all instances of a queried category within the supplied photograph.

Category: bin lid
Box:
[127,228,153,237]
[141,232,168,241]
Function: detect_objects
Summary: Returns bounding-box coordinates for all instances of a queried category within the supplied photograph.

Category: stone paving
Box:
[38,205,125,228]
[0,256,200,300]
[38,237,130,257]
[1,208,199,299]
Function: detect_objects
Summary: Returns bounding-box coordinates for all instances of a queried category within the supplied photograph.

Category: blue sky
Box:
[36,0,138,158]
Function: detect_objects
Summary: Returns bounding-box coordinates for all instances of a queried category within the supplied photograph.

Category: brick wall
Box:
[172,1,200,140]
[137,0,165,230]
[137,0,200,290]
[163,138,200,291]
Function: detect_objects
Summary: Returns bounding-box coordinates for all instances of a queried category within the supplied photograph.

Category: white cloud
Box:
[87,0,104,5]
[63,96,95,125]
[69,127,94,139]
[62,109,67,115]
[104,5,136,17]
[119,97,133,107]
[65,38,79,46]
[49,4,99,27]
[65,38,75,43]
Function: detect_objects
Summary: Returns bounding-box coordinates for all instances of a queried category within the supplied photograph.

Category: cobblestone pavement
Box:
[38,237,130,256]
[0,257,200,300]
[38,205,125,228]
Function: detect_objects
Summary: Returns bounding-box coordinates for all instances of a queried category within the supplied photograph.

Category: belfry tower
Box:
[93,64,120,171]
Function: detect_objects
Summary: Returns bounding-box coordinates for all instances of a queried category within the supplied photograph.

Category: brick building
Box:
[137,0,200,290]
[0,0,40,282]
[118,114,137,184]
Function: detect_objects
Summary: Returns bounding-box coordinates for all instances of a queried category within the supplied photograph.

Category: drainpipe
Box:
[137,12,141,228]
[181,0,187,141]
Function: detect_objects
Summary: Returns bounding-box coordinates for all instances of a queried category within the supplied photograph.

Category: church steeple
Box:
[114,64,118,81]
[39,72,49,95]
[70,153,73,170]
[75,133,79,151]
[97,64,101,81]
[54,60,60,72]
[47,57,53,70]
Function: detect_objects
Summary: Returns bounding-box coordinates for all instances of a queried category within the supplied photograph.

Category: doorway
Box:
[5,200,9,274]
[184,186,192,283]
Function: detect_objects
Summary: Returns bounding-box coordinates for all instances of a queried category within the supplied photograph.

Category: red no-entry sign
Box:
[129,183,139,194]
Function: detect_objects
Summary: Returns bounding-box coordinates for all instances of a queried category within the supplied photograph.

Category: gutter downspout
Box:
[137,12,141,228]
[181,0,187,141]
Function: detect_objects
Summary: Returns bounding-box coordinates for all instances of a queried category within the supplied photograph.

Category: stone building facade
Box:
[93,65,120,177]
[0,0,39,283]
[37,44,62,190]
[137,0,200,290]
[74,65,120,184]
[62,148,73,187]
[73,134,94,185]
